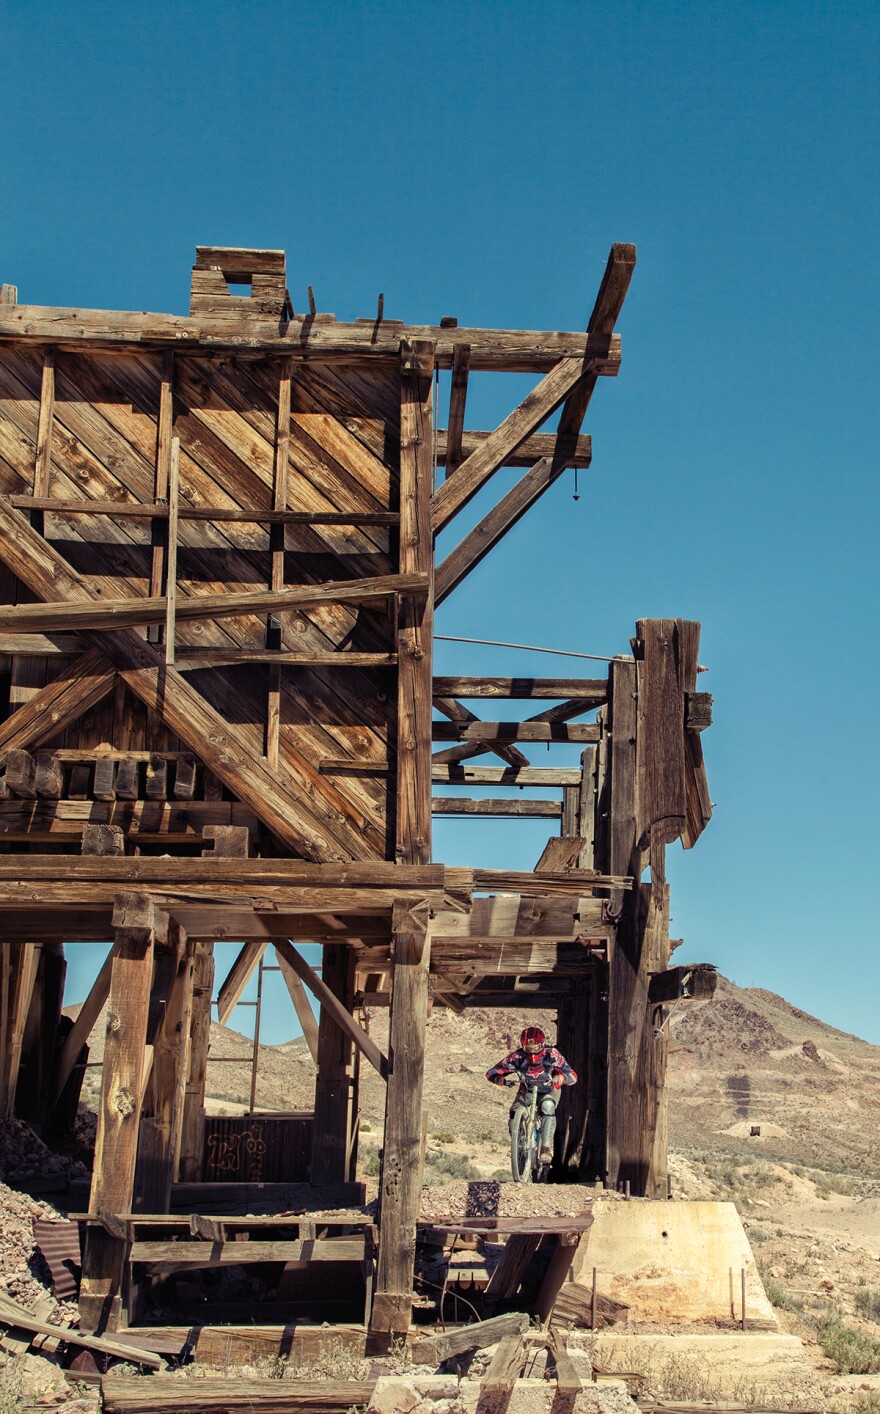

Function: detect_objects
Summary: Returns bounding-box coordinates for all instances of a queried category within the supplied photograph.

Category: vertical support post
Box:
[148,352,174,645]
[604,657,640,1194]
[178,942,215,1183]
[555,714,607,1180]
[80,895,166,1330]
[33,349,56,505]
[371,899,431,1338]
[267,356,292,768]
[137,925,194,1213]
[17,940,66,1124]
[164,438,180,665]
[311,944,359,1185]
[445,343,470,478]
[249,953,265,1115]
[0,943,41,1119]
[396,339,435,866]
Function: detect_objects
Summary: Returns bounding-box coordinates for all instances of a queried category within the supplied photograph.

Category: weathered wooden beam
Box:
[432,763,582,785]
[431,356,598,533]
[147,350,174,646]
[396,340,435,866]
[276,954,319,1063]
[431,797,562,817]
[80,894,165,1330]
[432,721,600,744]
[163,438,180,664]
[448,866,632,895]
[5,748,36,797]
[52,945,116,1105]
[444,344,470,477]
[685,690,713,731]
[0,943,41,1118]
[648,963,717,1004]
[273,939,387,1078]
[432,695,529,770]
[0,301,621,371]
[372,900,431,1337]
[9,497,400,525]
[0,1293,161,1368]
[0,800,259,842]
[0,887,448,927]
[0,856,446,888]
[178,944,214,1184]
[432,940,603,975]
[0,632,84,655]
[32,348,55,502]
[0,650,116,763]
[431,895,607,940]
[311,944,359,1185]
[129,1237,366,1266]
[266,356,292,769]
[634,618,687,849]
[81,823,126,856]
[480,1332,527,1407]
[432,676,607,702]
[177,649,397,667]
[410,1312,529,1365]
[435,427,592,468]
[0,571,428,635]
[216,941,268,1025]
[101,1375,376,1413]
[139,927,194,1212]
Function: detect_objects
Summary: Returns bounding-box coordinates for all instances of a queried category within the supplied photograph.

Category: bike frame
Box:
[510,1077,551,1183]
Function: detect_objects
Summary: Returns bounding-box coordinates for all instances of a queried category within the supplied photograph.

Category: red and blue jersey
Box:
[486,1044,577,1099]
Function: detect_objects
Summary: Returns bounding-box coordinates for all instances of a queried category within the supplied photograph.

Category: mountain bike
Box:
[509,1076,552,1184]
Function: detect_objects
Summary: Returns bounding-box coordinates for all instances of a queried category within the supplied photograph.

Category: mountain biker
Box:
[486,1027,577,1164]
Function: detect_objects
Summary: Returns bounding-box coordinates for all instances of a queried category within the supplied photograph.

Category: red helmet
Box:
[521,1027,545,1055]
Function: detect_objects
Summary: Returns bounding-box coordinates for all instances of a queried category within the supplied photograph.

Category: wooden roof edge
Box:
[0,304,621,371]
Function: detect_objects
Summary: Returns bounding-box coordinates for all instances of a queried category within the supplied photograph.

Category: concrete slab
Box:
[567,1199,776,1327]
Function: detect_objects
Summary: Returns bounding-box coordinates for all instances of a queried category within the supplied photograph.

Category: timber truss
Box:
[0,245,715,1345]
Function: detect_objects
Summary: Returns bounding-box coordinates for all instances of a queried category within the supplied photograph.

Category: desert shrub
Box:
[0,1361,24,1414]
[360,1145,380,1176]
[748,1225,770,1242]
[819,1319,880,1374]
[424,1150,479,1182]
[763,1276,802,1311]
[433,1131,456,1144]
[855,1288,880,1322]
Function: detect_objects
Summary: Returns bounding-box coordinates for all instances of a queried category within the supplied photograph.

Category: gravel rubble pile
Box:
[418,1179,622,1220]
[0,1115,88,1183]
[0,1177,78,1324]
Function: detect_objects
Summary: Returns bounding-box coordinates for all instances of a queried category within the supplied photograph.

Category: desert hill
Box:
[668,975,880,1178]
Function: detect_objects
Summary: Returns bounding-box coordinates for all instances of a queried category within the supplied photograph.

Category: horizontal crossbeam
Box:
[0,572,427,635]
[0,304,621,371]
[432,721,600,744]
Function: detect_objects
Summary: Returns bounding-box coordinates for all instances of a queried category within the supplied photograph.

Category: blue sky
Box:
[3,1,878,1043]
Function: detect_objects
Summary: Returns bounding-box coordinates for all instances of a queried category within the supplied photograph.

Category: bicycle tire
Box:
[510,1105,533,1184]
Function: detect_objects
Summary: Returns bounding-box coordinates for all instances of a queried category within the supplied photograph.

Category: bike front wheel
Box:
[510,1106,533,1184]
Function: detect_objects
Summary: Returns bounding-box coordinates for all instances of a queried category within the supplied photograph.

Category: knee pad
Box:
[539,1097,556,1116]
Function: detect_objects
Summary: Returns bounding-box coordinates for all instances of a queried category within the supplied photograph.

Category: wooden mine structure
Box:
[0,244,714,1344]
